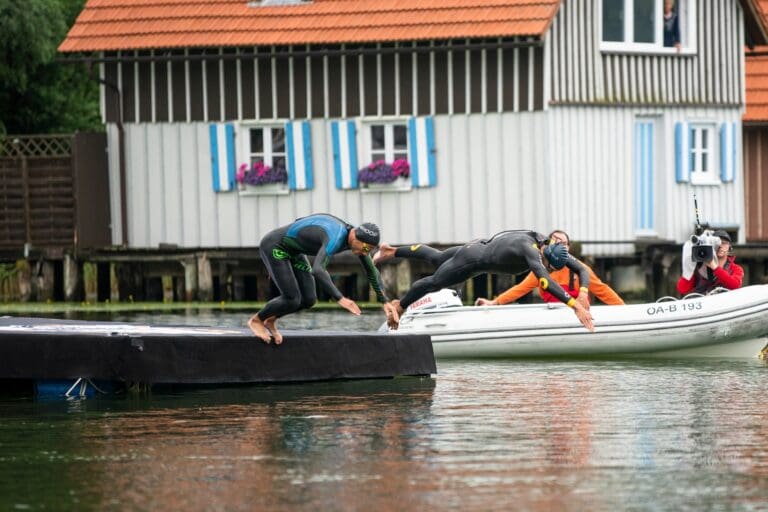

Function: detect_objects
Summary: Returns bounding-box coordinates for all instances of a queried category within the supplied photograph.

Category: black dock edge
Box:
[0,317,436,393]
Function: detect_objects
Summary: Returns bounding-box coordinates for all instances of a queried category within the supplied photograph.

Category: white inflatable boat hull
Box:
[390,286,768,359]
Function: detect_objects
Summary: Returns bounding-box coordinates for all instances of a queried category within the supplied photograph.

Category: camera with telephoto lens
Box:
[690,230,721,263]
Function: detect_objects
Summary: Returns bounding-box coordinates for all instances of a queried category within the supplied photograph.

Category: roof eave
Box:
[740,0,768,47]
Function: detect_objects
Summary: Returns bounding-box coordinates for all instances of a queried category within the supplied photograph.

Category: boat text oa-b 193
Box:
[385,286,768,359]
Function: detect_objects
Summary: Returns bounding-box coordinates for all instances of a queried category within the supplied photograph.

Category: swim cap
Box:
[354,223,380,245]
[543,243,569,270]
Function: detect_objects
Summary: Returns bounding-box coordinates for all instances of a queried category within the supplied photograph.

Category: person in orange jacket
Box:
[474,230,625,306]
[677,230,743,296]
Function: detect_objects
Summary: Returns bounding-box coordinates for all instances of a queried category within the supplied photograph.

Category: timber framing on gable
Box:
[90,39,546,124]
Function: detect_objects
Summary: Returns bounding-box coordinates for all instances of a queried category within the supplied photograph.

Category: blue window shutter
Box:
[720,123,729,182]
[674,122,689,183]
[408,117,437,188]
[285,120,314,190]
[209,123,236,192]
[719,122,738,183]
[332,120,358,189]
[633,121,654,231]
[286,122,296,190]
[225,124,236,189]
[303,121,314,189]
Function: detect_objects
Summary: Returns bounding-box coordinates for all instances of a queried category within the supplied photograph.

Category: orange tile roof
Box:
[746,47,768,122]
[746,1,768,121]
[59,0,561,53]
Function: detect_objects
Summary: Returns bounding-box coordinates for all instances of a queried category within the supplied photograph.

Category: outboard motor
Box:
[406,289,463,312]
[378,289,463,333]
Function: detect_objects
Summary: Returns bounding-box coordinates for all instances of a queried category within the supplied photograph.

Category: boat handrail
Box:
[678,288,731,301]
[655,296,678,303]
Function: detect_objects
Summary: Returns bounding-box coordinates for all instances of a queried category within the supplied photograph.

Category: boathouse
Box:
[8,0,767,302]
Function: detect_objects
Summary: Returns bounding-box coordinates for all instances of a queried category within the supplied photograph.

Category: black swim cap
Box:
[543,243,569,270]
[354,223,380,245]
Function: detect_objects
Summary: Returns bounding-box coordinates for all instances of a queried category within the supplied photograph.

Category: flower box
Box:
[358,159,412,193]
[239,182,290,196]
[236,162,289,196]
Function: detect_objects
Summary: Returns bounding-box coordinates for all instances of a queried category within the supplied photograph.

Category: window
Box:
[361,121,412,192]
[246,126,286,169]
[689,125,718,185]
[601,0,696,54]
[370,123,408,163]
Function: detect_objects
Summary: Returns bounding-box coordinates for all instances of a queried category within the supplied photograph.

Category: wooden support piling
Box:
[63,254,80,301]
[161,275,174,302]
[174,276,185,302]
[197,253,213,302]
[34,261,54,302]
[16,260,31,302]
[83,262,98,303]
[183,258,198,301]
[109,263,119,302]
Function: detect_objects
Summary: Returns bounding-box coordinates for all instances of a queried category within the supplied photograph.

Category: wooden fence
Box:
[0,133,110,253]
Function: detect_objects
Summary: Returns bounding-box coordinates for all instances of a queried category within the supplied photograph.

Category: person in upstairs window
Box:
[249,213,398,343]
[664,0,681,50]
[373,230,595,332]
[677,230,743,296]
[475,230,625,307]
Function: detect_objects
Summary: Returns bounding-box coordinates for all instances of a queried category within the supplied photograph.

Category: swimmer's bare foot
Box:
[372,242,397,265]
[248,314,272,343]
[264,317,283,344]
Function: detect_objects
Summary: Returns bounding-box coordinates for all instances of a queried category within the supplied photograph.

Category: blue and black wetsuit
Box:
[397,230,589,309]
[257,214,388,320]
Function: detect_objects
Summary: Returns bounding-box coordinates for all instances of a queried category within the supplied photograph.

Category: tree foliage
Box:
[0,0,101,135]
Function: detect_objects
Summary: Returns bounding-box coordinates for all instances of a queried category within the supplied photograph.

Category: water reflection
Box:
[1,311,767,510]
[0,377,436,510]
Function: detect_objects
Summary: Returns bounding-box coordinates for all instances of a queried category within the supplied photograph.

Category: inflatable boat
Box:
[385,286,768,359]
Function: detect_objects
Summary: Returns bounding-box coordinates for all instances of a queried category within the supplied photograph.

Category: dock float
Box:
[0,317,436,393]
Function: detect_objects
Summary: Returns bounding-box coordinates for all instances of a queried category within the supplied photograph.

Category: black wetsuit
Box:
[258,214,388,320]
[397,230,590,309]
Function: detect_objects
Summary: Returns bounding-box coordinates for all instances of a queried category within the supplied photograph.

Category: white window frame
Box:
[235,122,291,195]
[689,124,719,185]
[600,0,697,55]
[239,123,287,170]
[360,119,412,193]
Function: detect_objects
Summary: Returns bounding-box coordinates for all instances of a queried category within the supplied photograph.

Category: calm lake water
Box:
[2,310,768,511]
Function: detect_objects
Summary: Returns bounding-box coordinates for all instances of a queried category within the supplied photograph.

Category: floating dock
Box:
[0,317,436,391]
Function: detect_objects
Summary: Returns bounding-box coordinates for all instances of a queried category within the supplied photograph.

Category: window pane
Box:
[250,156,264,166]
[272,128,285,153]
[394,152,408,161]
[273,156,286,169]
[634,0,655,43]
[701,153,707,172]
[371,151,386,161]
[701,129,708,148]
[603,0,624,42]
[394,125,408,149]
[371,125,385,150]
[250,128,263,153]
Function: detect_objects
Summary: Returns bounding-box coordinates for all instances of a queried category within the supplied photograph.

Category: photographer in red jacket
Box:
[677,230,744,295]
